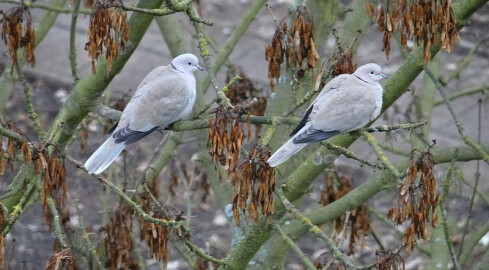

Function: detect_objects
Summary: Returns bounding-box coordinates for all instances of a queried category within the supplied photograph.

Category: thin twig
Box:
[274,224,317,270]
[188,7,230,106]
[320,141,384,169]
[2,0,92,14]
[365,121,427,133]
[15,63,46,139]
[439,40,483,86]
[360,131,401,179]
[64,155,184,229]
[183,239,228,266]
[433,84,488,106]
[275,189,374,270]
[424,67,489,165]
[46,197,68,249]
[459,99,483,255]
[455,167,489,206]
[69,0,81,84]
[458,221,489,267]
[439,157,460,270]
[123,5,177,17]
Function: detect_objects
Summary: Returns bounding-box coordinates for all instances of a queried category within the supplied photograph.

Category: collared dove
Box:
[267,63,387,167]
[84,53,203,174]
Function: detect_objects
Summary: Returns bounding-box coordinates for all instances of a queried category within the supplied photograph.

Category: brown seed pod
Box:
[388,149,439,253]
[368,0,459,62]
[101,203,139,270]
[320,172,371,255]
[1,4,36,70]
[231,144,275,226]
[265,5,318,91]
[85,0,130,73]
[45,249,80,270]
[207,104,245,181]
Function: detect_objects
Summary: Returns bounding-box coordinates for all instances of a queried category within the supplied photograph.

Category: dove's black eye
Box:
[370,71,374,74]
[188,62,191,65]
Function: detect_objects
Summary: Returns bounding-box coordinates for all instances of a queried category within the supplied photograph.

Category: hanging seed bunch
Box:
[231,144,275,226]
[314,252,346,270]
[367,0,459,62]
[265,6,318,91]
[0,124,69,228]
[85,0,130,74]
[321,172,371,255]
[387,150,439,252]
[45,249,79,270]
[137,195,185,267]
[225,67,267,138]
[375,249,406,270]
[330,29,359,77]
[0,122,31,174]
[39,149,70,228]
[207,104,248,181]
[101,203,139,270]
[1,5,35,70]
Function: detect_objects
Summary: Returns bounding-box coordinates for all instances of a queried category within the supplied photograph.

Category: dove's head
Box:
[354,63,387,83]
[171,53,204,74]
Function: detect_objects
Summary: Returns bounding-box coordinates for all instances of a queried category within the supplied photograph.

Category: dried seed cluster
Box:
[387,151,439,252]
[225,68,267,138]
[321,172,371,255]
[231,145,275,226]
[85,0,130,74]
[45,249,79,270]
[1,5,35,70]
[207,104,247,181]
[367,0,459,61]
[375,249,405,270]
[39,150,70,228]
[1,124,69,228]
[330,30,358,77]
[265,6,318,91]
[101,203,139,270]
[137,194,184,267]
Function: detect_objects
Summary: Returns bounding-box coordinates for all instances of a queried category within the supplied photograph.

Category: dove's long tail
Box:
[84,136,125,175]
[267,138,307,167]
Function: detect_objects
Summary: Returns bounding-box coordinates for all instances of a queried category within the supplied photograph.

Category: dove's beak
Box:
[380,73,388,79]
[197,64,204,71]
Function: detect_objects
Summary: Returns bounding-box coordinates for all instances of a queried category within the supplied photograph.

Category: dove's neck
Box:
[171,62,184,73]
[354,74,375,85]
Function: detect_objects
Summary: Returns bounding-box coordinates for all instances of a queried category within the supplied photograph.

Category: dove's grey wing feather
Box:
[290,105,313,137]
[293,129,339,144]
[289,75,349,137]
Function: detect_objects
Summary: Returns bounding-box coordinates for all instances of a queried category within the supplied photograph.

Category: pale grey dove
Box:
[84,53,203,174]
[267,63,387,167]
